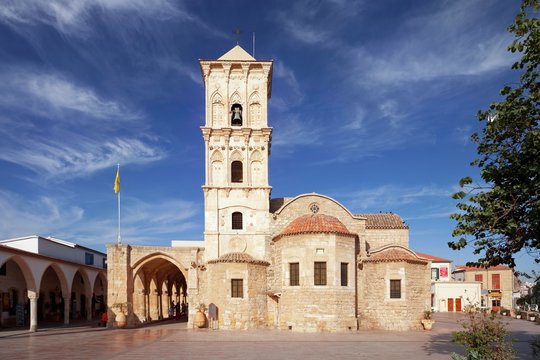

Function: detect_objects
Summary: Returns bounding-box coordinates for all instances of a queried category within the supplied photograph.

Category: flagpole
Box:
[116,164,121,244]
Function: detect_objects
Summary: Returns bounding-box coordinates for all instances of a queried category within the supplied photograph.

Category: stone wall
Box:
[271,231,357,332]
[364,229,409,249]
[204,262,267,329]
[358,260,430,331]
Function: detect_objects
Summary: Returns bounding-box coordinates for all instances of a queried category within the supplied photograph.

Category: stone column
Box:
[86,296,92,321]
[141,290,147,322]
[28,291,38,332]
[156,291,162,319]
[64,296,70,325]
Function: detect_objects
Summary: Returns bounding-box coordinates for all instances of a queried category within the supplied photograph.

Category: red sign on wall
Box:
[440,267,448,277]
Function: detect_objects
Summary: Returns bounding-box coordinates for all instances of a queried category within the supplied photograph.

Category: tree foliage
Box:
[449,0,540,268]
[451,308,515,360]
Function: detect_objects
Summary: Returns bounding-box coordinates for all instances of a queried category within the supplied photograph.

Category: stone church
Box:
[107,45,431,332]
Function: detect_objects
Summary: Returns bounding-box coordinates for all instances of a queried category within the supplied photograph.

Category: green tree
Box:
[449,0,540,268]
[451,308,515,360]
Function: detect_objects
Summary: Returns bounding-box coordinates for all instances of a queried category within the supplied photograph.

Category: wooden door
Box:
[448,298,454,312]
[455,298,462,312]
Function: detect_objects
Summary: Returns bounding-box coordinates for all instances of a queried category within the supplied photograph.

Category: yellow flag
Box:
[114,167,120,193]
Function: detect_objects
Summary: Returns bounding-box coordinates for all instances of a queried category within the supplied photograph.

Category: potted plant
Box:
[515,310,522,319]
[500,308,508,316]
[194,303,207,328]
[421,310,434,330]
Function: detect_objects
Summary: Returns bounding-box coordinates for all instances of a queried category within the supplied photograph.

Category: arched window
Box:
[231,161,243,183]
[231,103,243,126]
[232,212,243,230]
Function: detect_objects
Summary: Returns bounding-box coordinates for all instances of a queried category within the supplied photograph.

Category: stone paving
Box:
[0,313,538,359]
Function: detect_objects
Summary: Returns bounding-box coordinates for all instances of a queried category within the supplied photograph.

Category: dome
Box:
[207,252,269,266]
[274,214,355,241]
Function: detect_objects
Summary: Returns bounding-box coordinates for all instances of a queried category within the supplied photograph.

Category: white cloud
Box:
[0,190,200,247]
[0,135,165,180]
[338,184,453,212]
[273,61,304,105]
[156,58,202,85]
[0,70,141,121]
[0,0,190,36]
[272,115,323,148]
[351,2,515,86]
[58,197,200,246]
[0,68,166,180]
[0,191,84,239]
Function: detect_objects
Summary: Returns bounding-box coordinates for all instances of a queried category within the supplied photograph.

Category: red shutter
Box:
[475,274,483,289]
[492,274,500,289]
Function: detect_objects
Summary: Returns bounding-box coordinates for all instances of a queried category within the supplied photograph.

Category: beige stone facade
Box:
[453,265,517,311]
[107,45,431,332]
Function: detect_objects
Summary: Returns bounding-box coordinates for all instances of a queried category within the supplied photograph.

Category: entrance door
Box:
[448,298,454,312]
[492,299,501,312]
[455,298,462,312]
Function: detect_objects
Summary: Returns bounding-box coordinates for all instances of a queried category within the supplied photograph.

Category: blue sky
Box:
[0,0,536,274]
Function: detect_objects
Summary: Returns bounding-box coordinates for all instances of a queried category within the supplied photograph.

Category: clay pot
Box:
[194,310,206,328]
[116,312,127,328]
[421,319,434,330]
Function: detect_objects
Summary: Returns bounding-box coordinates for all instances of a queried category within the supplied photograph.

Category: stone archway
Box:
[92,273,107,320]
[0,256,35,328]
[39,266,66,323]
[131,255,188,326]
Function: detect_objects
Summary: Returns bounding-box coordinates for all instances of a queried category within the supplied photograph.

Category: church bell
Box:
[232,106,242,125]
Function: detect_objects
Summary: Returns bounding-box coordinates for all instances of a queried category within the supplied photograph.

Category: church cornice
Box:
[200,127,272,138]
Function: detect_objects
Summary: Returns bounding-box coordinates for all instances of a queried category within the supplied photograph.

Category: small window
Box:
[431,268,439,281]
[290,263,299,286]
[341,263,348,286]
[231,279,243,298]
[314,262,326,286]
[102,258,107,269]
[231,161,243,183]
[0,263,6,276]
[390,279,401,299]
[85,253,94,266]
[232,212,243,230]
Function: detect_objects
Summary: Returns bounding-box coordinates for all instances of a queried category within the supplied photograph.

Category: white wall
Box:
[433,282,481,312]
[0,238,39,253]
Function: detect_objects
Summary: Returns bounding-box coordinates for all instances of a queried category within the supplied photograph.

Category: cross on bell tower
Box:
[199,45,273,260]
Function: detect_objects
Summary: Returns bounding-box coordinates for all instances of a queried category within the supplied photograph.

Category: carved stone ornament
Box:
[309,203,320,214]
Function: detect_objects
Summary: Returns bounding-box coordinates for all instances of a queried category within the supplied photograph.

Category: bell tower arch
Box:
[200,45,273,261]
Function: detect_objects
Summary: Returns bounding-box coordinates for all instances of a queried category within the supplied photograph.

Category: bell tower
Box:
[199,45,273,260]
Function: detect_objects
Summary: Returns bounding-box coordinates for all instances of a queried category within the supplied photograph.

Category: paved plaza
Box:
[0,313,538,359]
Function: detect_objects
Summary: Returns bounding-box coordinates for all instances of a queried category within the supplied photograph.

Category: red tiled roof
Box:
[364,247,428,265]
[415,251,452,262]
[455,265,512,271]
[207,252,269,266]
[354,213,408,229]
[274,214,355,241]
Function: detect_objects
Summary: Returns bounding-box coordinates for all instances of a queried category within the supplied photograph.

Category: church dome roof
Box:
[207,252,269,266]
[274,214,355,241]
[364,246,427,265]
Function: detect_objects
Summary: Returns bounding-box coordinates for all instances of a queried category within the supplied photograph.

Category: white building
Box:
[0,236,107,331]
[416,252,481,312]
